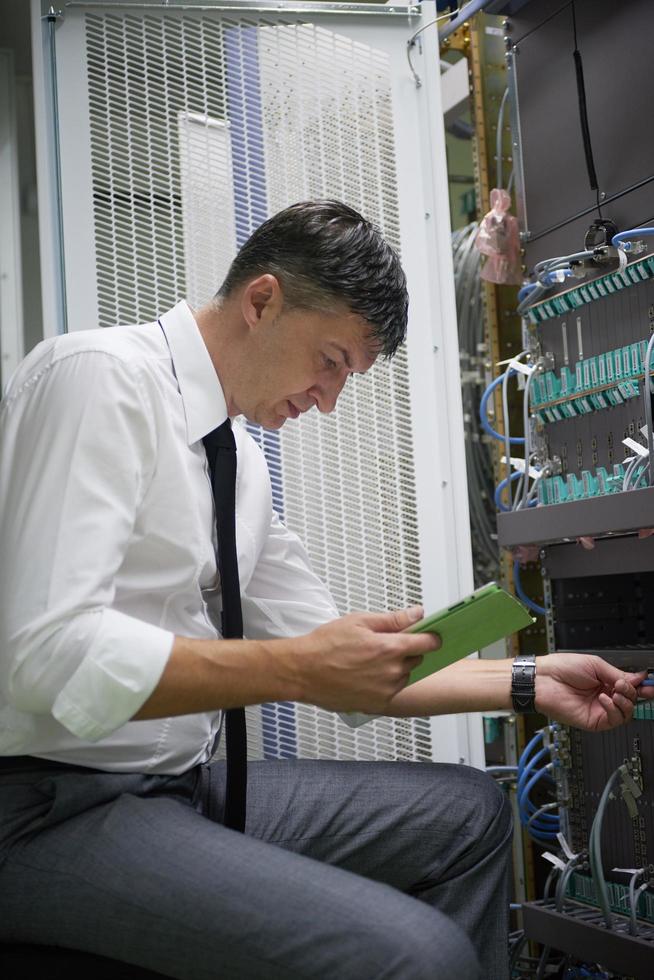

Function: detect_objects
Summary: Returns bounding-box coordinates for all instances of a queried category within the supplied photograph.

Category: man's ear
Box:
[241,274,283,330]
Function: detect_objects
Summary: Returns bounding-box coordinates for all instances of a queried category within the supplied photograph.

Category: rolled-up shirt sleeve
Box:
[0,348,174,742]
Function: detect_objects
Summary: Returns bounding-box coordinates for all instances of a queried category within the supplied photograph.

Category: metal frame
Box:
[522,899,654,979]
[60,1,421,14]
[415,9,482,766]
[0,48,25,387]
[505,38,528,238]
[543,533,654,580]
[497,485,654,548]
[31,0,70,337]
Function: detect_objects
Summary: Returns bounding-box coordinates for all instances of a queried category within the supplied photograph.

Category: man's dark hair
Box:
[216,200,408,358]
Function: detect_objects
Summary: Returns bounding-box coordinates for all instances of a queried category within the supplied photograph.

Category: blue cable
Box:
[520,793,559,830]
[516,729,560,839]
[495,473,539,511]
[518,729,546,767]
[517,745,549,796]
[519,765,554,815]
[611,227,654,250]
[495,471,523,511]
[518,763,559,831]
[517,282,538,303]
[513,561,546,616]
[519,781,559,826]
[479,372,525,445]
[543,268,573,285]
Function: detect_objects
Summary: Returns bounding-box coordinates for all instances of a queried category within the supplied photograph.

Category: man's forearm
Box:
[132,635,302,720]
[387,657,514,717]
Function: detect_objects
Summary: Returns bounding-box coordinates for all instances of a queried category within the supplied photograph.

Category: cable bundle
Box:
[453,222,499,584]
[517,728,559,843]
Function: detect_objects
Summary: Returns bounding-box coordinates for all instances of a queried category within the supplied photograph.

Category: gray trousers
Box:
[0,759,512,979]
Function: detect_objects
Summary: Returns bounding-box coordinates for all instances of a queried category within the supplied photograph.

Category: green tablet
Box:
[405,582,534,685]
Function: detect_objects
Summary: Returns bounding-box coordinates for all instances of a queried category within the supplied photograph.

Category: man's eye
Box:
[322,355,338,370]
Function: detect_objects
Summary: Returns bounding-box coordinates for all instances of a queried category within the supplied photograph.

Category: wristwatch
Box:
[511,654,537,713]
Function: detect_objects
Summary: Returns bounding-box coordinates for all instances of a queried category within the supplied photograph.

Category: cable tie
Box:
[500,456,541,479]
[622,436,649,458]
[556,832,577,862]
[541,852,566,871]
[506,357,534,377]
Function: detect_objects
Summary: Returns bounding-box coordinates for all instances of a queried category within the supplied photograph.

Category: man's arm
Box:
[0,349,172,743]
[387,652,654,731]
[133,607,438,720]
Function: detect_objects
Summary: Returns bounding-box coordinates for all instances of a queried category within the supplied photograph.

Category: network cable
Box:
[611,226,654,252]
[453,222,498,583]
[516,728,560,845]
[643,330,654,479]
[479,364,545,513]
[628,868,650,936]
[513,561,546,616]
[588,767,624,930]
[479,372,525,444]
[495,471,522,512]
[515,238,622,317]
[496,87,509,190]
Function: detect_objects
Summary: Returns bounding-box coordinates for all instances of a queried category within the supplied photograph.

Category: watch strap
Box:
[512,654,537,713]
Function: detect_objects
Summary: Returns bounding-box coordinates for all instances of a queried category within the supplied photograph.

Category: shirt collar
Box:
[158,300,228,445]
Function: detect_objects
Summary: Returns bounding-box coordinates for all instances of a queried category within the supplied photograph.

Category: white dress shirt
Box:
[0,301,340,773]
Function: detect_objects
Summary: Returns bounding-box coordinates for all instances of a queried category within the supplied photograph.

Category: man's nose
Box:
[315,372,348,414]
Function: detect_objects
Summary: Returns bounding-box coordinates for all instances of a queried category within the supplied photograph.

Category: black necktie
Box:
[203,419,247,833]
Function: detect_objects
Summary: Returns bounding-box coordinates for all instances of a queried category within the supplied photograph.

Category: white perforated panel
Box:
[48,3,480,767]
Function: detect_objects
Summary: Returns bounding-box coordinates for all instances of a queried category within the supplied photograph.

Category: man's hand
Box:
[535,653,654,731]
[289,607,440,714]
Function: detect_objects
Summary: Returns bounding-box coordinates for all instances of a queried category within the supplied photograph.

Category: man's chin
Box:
[247,413,286,431]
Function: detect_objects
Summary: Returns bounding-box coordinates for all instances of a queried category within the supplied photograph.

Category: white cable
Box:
[520,369,536,508]
[407,7,462,88]
[512,452,540,511]
[502,369,513,508]
[496,87,509,189]
[525,469,544,506]
[502,351,528,509]
[643,331,654,482]
[623,455,646,492]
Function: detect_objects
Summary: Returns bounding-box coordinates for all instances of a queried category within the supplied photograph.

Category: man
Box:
[0,200,650,979]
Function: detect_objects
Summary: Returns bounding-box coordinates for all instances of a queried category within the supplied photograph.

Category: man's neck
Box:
[193,300,241,417]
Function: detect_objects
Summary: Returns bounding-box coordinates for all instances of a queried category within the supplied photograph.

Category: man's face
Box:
[235,302,379,430]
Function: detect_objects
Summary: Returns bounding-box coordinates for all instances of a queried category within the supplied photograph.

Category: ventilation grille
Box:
[85,11,432,763]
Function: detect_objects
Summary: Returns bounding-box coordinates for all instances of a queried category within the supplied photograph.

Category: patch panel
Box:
[634,701,654,722]
[531,340,648,423]
[567,872,654,925]
[527,255,654,324]
[537,461,648,505]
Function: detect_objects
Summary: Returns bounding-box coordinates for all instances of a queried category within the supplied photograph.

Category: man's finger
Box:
[598,691,626,728]
[357,606,424,633]
[397,632,441,654]
[611,691,634,720]
[624,670,648,688]
[614,677,638,704]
